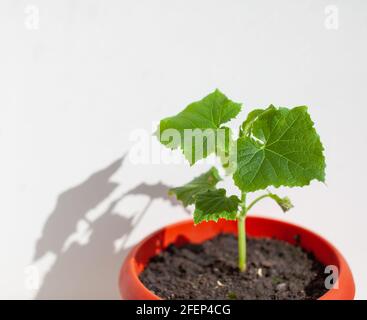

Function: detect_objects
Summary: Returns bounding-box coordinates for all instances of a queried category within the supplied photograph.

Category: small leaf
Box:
[234,106,326,192]
[227,292,238,300]
[269,194,294,212]
[169,167,222,207]
[193,189,240,224]
[158,89,242,165]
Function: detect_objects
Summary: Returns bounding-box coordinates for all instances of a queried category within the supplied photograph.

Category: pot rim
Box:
[119,216,355,300]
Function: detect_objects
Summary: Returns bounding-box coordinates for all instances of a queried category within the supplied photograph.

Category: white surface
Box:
[1,0,366,299]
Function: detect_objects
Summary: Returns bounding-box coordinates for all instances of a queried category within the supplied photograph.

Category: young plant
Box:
[157,89,326,272]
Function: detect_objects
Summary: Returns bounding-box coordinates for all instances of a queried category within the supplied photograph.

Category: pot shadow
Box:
[33,155,187,299]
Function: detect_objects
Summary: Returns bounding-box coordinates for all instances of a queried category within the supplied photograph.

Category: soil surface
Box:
[139,233,328,300]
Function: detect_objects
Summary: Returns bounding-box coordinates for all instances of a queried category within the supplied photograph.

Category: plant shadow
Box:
[33,154,187,299]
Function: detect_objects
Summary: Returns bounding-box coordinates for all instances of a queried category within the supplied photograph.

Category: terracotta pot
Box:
[119,216,355,300]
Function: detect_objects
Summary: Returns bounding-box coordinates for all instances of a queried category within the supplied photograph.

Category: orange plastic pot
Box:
[119,216,355,300]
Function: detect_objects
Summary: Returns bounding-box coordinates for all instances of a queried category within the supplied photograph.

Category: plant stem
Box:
[237,192,247,272]
[237,192,277,271]
[237,216,246,272]
[246,193,271,213]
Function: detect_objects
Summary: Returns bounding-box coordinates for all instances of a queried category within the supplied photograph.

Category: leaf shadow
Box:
[33,154,187,299]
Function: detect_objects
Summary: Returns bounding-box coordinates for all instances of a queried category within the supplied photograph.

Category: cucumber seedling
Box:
[157,89,326,271]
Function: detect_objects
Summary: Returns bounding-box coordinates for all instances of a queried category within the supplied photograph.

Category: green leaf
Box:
[217,126,238,174]
[158,89,242,165]
[169,167,222,207]
[234,106,326,192]
[268,193,294,212]
[239,108,270,137]
[193,189,240,224]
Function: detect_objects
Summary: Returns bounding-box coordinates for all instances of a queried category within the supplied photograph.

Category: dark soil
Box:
[139,233,328,300]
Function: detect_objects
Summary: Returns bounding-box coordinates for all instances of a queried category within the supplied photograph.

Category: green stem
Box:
[237,192,247,272]
[246,193,272,213]
[237,216,246,272]
[237,192,276,272]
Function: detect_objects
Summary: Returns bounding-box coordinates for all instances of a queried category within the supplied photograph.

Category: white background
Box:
[1,0,366,299]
